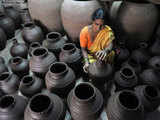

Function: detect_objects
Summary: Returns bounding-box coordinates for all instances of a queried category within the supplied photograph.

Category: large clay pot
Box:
[59,43,83,77]
[114,66,138,91]
[22,22,44,45]
[28,0,64,33]
[30,47,57,78]
[149,37,160,56]
[9,57,29,78]
[10,39,28,59]
[67,82,103,120]
[140,67,160,88]
[88,61,113,85]
[4,6,22,29]
[135,85,160,113]
[106,90,144,120]
[43,32,67,58]
[0,12,15,39]
[29,42,41,57]
[19,75,44,98]
[0,72,20,94]
[0,94,27,120]
[45,62,76,98]
[61,0,101,42]
[148,56,160,69]
[115,1,159,50]
[0,28,7,51]
[24,93,66,120]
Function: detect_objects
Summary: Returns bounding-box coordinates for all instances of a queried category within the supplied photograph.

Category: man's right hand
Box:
[83,62,90,73]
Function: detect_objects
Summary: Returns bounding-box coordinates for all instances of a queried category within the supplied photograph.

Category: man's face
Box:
[93,19,104,32]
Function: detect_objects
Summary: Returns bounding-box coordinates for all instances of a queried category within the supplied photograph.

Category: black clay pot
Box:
[106,90,144,120]
[43,32,67,58]
[22,22,44,45]
[9,57,29,78]
[88,61,113,85]
[131,42,150,68]
[59,43,83,77]
[24,93,66,120]
[4,6,21,29]
[0,63,8,74]
[19,75,44,98]
[135,85,160,113]
[149,37,160,56]
[139,67,160,88]
[0,28,7,51]
[148,56,160,69]
[67,82,104,120]
[30,47,57,78]
[114,66,138,91]
[0,72,20,94]
[0,94,27,120]
[29,42,41,57]
[0,56,5,64]
[45,62,76,98]
[122,58,141,74]
[0,13,15,39]
[10,39,28,59]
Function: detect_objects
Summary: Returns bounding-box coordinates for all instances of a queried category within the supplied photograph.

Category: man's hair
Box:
[92,8,105,21]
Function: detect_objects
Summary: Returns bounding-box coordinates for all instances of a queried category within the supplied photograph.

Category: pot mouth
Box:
[47,32,61,41]
[30,94,52,113]
[145,85,158,99]
[62,43,76,53]
[0,13,5,17]
[139,42,148,49]
[30,42,41,48]
[119,91,139,110]
[74,83,95,101]
[0,96,15,109]
[32,47,48,57]
[24,22,35,28]
[0,72,10,81]
[22,75,34,86]
[11,57,22,65]
[50,62,67,75]
[120,67,134,79]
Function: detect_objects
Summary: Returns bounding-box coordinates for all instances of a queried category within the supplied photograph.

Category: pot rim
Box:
[47,32,62,42]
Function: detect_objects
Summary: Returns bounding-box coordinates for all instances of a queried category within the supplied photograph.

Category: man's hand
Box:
[83,62,90,73]
[96,50,108,61]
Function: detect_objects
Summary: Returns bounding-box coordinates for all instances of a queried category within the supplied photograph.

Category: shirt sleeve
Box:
[80,26,88,48]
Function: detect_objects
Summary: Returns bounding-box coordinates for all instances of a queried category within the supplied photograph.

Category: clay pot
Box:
[135,85,160,113]
[149,37,160,56]
[67,82,103,120]
[88,61,113,85]
[4,6,21,29]
[122,58,141,74]
[0,72,20,94]
[9,57,29,78]
[0,28,7,51]
[19,75,44,98]
[114,66,138,91]
[131,42,150,68]
[10,39,28,59]
[140,67,160,88]
[59,43,83,77]
[0,94,27,120]
[61,0,101,42]
[30,47,57,78]
[43,32,67,58]
[28,0,64,33]
[22,22,44,45]
[45,62,76,98]
[115,1,159,50]
[106,90,144,120]
[148,56,160,69]
[24,93,66,120]
[0,12,15,39]
[29,42,41,57]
